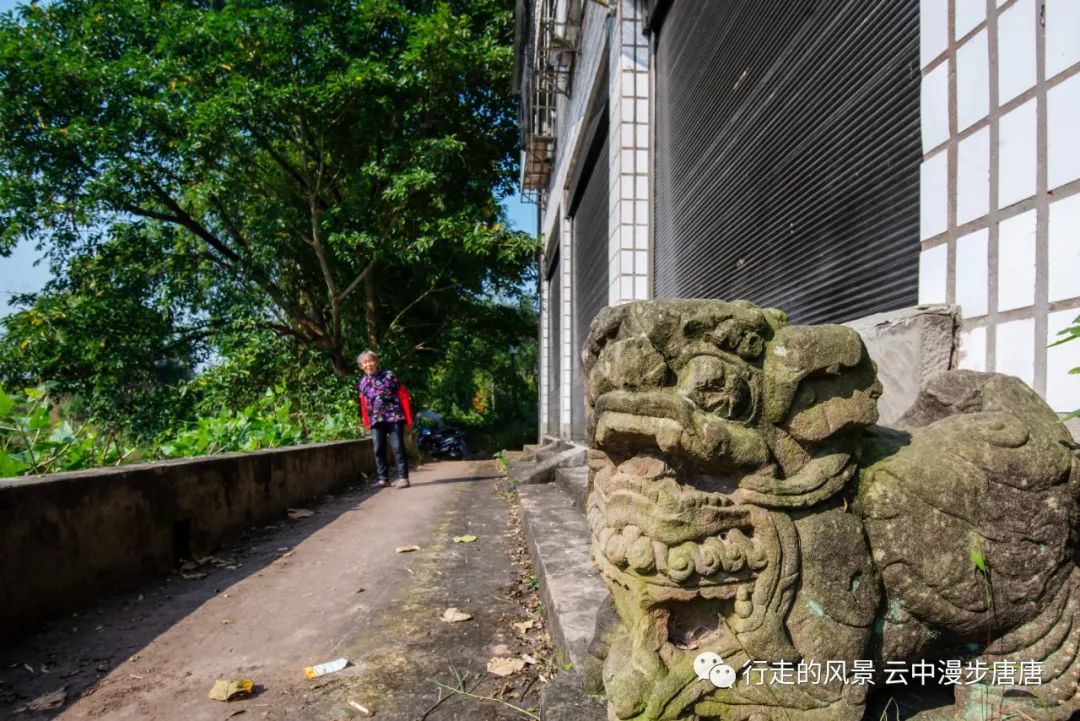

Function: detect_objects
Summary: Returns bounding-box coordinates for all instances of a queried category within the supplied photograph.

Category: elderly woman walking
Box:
[357,350,413,488]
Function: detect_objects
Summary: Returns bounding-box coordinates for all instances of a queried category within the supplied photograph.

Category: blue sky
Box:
[0,0,46,316]
[0,0,538,316]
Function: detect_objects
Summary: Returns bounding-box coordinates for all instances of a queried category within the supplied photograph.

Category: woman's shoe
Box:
[374,479,389,488]
[393,478,411,489]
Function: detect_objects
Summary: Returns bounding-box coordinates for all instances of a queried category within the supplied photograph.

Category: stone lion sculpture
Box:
[582,299,1080,721]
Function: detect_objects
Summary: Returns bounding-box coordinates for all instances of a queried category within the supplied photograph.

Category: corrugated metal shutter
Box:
[652,0,920,324]
[570,129,609,442]
[547,257,560,437]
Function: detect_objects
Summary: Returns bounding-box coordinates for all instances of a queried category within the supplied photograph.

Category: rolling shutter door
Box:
[652,0,920,324]
[571,127,609,442]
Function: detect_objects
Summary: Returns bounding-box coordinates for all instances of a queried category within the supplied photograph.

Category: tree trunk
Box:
[329,347,351,378]
[365,267,379,350]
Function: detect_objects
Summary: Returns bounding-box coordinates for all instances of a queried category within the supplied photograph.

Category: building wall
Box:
[537,0,652,441]
[607,1,652,306]
[917,0,1080,415]
[533,0,1079,441]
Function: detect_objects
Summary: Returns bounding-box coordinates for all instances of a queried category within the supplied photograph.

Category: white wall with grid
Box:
[607,0,651,306]
[559,212,574,435]
[917,0,1080,414]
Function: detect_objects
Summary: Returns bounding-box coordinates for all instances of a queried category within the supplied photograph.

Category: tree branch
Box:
[338,260,376,302]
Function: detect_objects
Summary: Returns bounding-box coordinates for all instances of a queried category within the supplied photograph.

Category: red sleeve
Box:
[397,384,413,427]
[358,389,370,429]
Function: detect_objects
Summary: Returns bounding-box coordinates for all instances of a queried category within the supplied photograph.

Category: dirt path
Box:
[0,460,554,721]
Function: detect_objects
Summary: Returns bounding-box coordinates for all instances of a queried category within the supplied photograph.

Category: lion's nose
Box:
[677,355,751,420]
[590,335,669,402]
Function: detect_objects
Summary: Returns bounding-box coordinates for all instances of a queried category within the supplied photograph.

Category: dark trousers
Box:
[371,421,408,481]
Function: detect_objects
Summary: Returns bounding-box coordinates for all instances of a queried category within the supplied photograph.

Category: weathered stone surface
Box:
[582,299,1080,721]
[844,304,959,425]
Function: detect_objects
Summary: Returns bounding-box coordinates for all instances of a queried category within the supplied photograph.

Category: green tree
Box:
[0,0,535,380]
[0,224,206,437]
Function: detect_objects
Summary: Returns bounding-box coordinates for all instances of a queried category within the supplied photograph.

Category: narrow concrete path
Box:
[0,460,551,721]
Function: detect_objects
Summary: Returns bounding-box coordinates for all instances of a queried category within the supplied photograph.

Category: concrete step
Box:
[554,465,589,513]
[508,444,586,485]
[540,668,605,721]
[517,483,607,680]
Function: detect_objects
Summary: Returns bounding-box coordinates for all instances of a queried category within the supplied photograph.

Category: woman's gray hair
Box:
[357,350,378,366]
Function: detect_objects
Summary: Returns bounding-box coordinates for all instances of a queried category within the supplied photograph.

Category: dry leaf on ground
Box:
[25,688,66,711]
[208,679,254,702]
[512,620,535,634]
[452,535,477,543]
[395,545,421,553]
[441,607,473,623]
[486,657,526,677]
[287,508,314,519]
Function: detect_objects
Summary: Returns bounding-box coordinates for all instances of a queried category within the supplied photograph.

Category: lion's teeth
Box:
[666,542,697,582]
[735,585,753,618]
[605,532,629,567]
[693,538,723,576]
[627,535,656,573]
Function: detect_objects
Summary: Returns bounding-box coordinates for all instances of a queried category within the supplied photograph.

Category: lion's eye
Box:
[677,356,751,419]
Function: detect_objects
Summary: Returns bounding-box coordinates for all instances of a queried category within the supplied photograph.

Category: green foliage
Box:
[1049,312,1080,423]
[494,449,510,475]
[0,0,535,377]
[158,386,307,457]
[0,0,538,463]
[0,384,137,477]
[0,227,204,439]
[0,381,362,477]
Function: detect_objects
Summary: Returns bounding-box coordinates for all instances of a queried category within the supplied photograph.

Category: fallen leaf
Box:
[22,663,34,674]
[453,535,477,543]
[395,545,420,554]
[129,674,144,680]
[486,657,526,677]
[179,561,198,572]
[129,655,140,663]
[222,593,231,598]
[220,619,231,625]
[522,654,537,666]
[278,551,295,559]
[441,608,473,623]
[287,508,314,519]
[355,587,365,594]
[208,678,254,702]
[181,572,208,581]
[25,688,66,711]
[512,620,535,634]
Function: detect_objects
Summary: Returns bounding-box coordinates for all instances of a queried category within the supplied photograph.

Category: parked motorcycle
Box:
[414,410,468,459]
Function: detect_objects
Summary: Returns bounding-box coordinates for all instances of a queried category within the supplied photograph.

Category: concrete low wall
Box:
[0,440,374,640]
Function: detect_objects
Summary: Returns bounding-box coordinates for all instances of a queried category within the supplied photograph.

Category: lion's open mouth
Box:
[587,450,797,719]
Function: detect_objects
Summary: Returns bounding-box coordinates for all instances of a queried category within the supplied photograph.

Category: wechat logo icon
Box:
[694,652,737,689]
